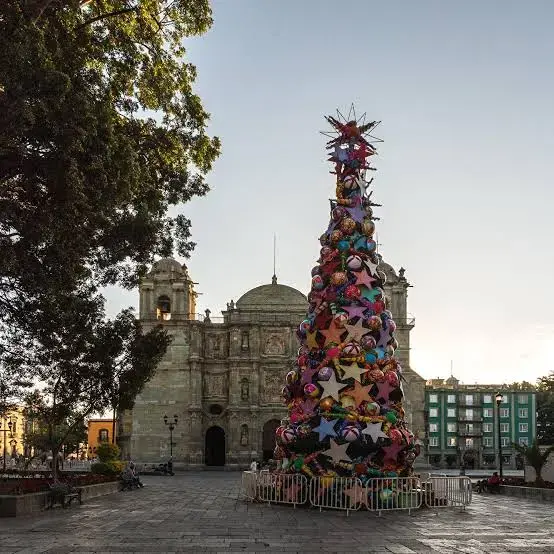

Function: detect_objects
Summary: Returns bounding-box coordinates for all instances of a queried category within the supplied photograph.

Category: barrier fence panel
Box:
[240,471,258,501]
[309,477,362,515]
[422,476,472,510]
[366,477,422,516]
[257,472,308,507]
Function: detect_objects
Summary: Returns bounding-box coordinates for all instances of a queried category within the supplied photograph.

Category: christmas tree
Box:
[274,108,419,481]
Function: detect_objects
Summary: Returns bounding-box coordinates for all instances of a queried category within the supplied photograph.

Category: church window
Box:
[241,332,249,350]
[209,404,223,415]
[156,295,171,321]
[240,424,249,446]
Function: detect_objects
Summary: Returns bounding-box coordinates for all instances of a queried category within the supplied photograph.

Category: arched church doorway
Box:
[205,426,226,466]
[262,419,280,461]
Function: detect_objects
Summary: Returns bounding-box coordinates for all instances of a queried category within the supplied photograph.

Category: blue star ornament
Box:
[313,417,339,442]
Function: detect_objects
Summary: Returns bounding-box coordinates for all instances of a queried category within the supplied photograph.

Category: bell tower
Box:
[139,257,197,322]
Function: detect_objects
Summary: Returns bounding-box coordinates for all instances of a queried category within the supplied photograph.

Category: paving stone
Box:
[0,473,553,553]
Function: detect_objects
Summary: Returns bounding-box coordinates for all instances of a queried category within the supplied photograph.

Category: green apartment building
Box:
[425,376,537,470]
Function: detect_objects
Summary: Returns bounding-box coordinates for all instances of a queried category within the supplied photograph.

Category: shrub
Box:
[96,443,120,462]
[91,461,125,475]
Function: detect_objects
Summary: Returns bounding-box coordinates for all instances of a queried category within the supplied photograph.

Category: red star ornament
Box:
[382,442,405,464]
[342,380,372,406]
[376,380,397,403]
[355,269,377,289]
[320,323,347,346]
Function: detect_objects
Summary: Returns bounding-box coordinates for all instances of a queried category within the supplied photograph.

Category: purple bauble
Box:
[317,366,334,381]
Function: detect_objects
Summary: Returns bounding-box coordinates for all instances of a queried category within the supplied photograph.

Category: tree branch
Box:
[76,5,138,30]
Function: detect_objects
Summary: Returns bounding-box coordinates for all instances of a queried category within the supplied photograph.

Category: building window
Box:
[519,437,529,446]
[500,408,509,418]
[483,423,493,433]
[429,423,438,433]
[465,438,473,448]
[447,408,455,418]
[241,332,249,350]
[429,394,438,403]
[240,424,249,446]
[483,408,493,418]
[483,394,492,403]
[518,394,528,404]
[500,423,509,433]
[483,437,493,447]
[429,408,438,418]
[156,295,171,321]
[465,395,473,406]
[429,437,439,447]
[447,437,457,447]
[519,408,528,418]
[519,423,528,433]
[98,429,109,442]
[447,423,457,433]
[501,437,510,447]
[447,394,456,404]
[465,408,473,420]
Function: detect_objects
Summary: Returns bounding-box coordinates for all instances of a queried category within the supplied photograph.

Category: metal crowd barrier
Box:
[257,472,308,507]
[422,476,472,510]
[309,476,362,514]
[240,472,472,513]
[367,476,422,515]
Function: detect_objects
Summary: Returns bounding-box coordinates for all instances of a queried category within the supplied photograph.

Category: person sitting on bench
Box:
[122,462,144,488]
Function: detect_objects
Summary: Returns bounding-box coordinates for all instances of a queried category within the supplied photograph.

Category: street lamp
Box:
[0,415,16,472]
[495,392,504,478]
[163,414,178,459]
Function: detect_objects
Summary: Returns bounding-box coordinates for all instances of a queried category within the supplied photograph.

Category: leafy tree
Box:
[12,298,171,478]
[0,0,219,404]
[23,419,87,462]
[512,440,554,486]
[537,372,554,445]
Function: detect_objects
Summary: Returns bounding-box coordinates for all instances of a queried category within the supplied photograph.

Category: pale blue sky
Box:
[104,0,554,385]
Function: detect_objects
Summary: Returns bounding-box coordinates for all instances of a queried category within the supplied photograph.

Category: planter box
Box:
[0,480,120,517]
[500,485,554,503]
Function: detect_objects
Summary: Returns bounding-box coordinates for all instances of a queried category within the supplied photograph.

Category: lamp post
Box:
[0,415,16,472]
[163,414,178,459]
[495,392,504,478]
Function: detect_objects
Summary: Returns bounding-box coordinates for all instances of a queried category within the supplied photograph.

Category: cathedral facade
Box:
[119,257,426,469]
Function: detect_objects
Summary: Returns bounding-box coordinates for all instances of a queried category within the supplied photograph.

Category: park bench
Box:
[47,482,82,509]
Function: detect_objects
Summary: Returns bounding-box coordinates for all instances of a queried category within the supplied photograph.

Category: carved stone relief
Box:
[263,332,286,355]
[203,373,228,398]
[262,369,284,403]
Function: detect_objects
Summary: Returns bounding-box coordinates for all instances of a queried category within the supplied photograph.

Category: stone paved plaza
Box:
[0,473,553,553]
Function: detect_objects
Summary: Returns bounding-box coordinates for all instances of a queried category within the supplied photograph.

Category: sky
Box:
[103,0,554,385]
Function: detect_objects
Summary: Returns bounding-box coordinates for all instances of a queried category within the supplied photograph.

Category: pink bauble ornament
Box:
[289,412,301,424]
[389,429,403,444]
[341,425,361,442]
[311,275,324,290]
[327,346,341,358]
[360,335,376,349]
[343,342,361,355]
[346,254,363,270]
[344,284,361,300]
[369,368,385,383]
[317,366,334,381]
[304,383,319,398]
[385,371,399,387]
[388,320,397,333]
[368,315,382,331]
[332,206,347,221]
[275,425,286,440]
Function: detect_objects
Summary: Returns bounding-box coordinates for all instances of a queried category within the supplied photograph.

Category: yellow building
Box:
[87,419,116,458]
[0,407,26,460]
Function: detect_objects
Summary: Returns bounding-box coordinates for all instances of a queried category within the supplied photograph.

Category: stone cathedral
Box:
[118,257,426,469]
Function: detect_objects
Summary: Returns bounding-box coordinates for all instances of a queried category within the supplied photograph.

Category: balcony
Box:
[456,400,482,408]
[458,428,483,437]
[457,415,483,422]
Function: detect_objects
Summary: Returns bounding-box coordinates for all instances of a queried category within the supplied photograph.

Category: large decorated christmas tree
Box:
[274,109,419,481]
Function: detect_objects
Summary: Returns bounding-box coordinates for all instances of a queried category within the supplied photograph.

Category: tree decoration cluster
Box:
[273,109,419,480]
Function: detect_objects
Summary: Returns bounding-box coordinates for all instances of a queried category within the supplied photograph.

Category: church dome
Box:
[149,257,187,276]
[236,282,308,312]
[377,258,398,281]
